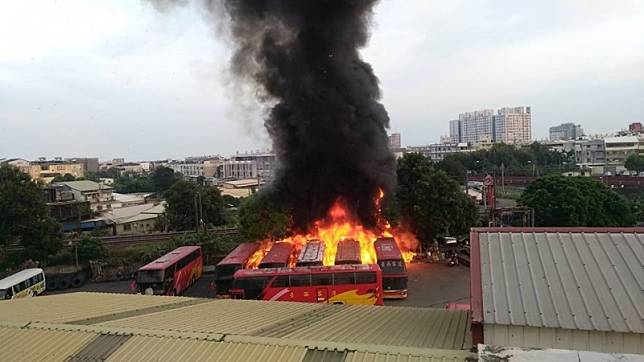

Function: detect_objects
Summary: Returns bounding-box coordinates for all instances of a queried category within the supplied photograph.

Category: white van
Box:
[0,268,46,300]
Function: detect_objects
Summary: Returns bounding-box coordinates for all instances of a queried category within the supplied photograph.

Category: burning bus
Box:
[258,242,295,269]
[374,237,408,299]
[214,242,260,295]
[231,264,383,305]
[296,240,325,267]
[334,239,362,265]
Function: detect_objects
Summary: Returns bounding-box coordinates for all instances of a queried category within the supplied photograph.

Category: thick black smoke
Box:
[222,0,395,230]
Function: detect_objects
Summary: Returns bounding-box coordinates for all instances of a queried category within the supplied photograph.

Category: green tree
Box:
[0,165,63,264]
[624,154,644,173]
[396,153,478,243]
[164,181,226,231]
[113,174,154,193]
[518,175,635,226]
[238,192,291,241]
[151,166,181,194]
[77,234,107,262]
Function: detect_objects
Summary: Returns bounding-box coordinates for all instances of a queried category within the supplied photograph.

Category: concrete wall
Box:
[484,324,643,354]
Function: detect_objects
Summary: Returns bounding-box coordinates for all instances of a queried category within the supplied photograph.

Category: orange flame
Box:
[262,189,418,267]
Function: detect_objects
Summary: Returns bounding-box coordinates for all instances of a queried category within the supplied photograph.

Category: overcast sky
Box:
[1,0,642,161]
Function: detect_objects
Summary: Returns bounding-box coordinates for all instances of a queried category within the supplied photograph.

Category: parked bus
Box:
[258,242,294,269]
[231,264,383,305]
[214,242,260,295]
[374,237,408,299]
[296,240,325,267]
[135,246,203,296]
[334,239,361,265]
[0,268,46,300]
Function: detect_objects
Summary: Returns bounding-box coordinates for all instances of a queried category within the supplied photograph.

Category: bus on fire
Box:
[231,264,383,305]
[374,237,408,299]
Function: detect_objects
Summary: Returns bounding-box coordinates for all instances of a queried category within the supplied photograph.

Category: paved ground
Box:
[46,262,470,308]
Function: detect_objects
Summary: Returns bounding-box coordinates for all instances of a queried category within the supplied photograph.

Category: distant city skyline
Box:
[1,1,642,160]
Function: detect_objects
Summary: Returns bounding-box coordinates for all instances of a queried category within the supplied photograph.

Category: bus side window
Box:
[311,273,332,286]
[355,272,377,284]
[271,275,289,288]
[165,266,175,280]
[333,272,355,285]
[289,274,311,287]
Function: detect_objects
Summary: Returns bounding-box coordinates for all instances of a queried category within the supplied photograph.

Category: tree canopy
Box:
[238,192,291,241]
[164,180,226,231]
[51,173,77,183]
[624,154,644,173]
[518,175,635,227]
[395,153,478,242]
[152,166,182,194]
[437,142,575,179]
[0,165,63,264]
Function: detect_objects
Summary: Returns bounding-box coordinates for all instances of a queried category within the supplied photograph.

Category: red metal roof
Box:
[138,246,201,271]
[235,263,379,278]
[374,237,403,260]
[217,242,260,266]
[258,242,294,267]
[335,239,361,264]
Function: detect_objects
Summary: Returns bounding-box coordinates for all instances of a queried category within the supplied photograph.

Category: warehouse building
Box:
[470,227,644,354]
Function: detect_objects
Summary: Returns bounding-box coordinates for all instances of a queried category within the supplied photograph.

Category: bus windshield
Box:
[137,269,164,283]
[378,260,405,273]
[0,289,11,300]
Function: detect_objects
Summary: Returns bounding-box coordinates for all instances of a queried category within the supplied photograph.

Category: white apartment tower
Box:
[449,106,531,145]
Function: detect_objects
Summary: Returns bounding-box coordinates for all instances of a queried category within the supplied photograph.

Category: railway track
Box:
[100,227,240,247]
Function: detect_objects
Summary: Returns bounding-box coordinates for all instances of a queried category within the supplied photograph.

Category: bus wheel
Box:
[58,276,71,290]
[47,279,59,291]
[71,272,87,288]
[168,289,176,296]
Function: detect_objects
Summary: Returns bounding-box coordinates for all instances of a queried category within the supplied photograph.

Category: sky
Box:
[1,0,643,161]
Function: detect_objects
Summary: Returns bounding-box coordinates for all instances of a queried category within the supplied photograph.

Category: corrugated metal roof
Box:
[478,231,644,333]
[0,292,194,323]
[346,351,467,362]
[106,336,308,362]
[0,326,95,361]
[272,305,471,350]
[99,299,324,335]
[98,299,470,350]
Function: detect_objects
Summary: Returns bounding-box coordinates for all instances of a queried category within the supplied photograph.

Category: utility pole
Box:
[198,191,203,230]
[194,194,199,231]
[501,162,505,193]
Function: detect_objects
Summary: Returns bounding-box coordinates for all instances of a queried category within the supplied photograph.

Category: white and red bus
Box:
[231,264,383,306]
[334,238,361,265]
[135,246,203,296]
[374,237,408,299]
[214,242,260,295]
[258,242,294,269]
[296,240,325,267]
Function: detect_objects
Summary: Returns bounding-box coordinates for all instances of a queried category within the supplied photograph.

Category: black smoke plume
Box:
[220,0,395,230]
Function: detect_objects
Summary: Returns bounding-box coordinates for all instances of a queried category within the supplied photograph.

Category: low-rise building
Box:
[53,180,114,212]
[232,151,276,180]
[101,202,166,235]
[470,227,644,354]
[168,163,205,178]
[604,136,639,167]
[222,160,258,179]
[407,142,472,162]
[574,139,606,168]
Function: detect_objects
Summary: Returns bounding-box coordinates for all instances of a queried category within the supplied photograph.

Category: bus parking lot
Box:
[46,261,470,308]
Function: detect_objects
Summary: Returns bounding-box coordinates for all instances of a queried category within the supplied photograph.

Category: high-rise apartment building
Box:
[449,106,531,145]
[549,123,583,141]
[388,133,401,149]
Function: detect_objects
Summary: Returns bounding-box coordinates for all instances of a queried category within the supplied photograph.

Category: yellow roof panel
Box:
[0,326,95,361]
[0,292,195,324]
[106,336,307,362]
[99,299,324,335]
